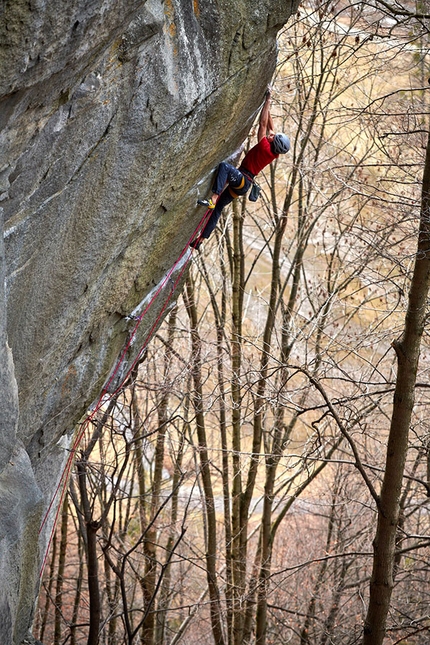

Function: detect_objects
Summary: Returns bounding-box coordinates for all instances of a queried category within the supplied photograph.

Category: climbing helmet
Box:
[272,133,290,154]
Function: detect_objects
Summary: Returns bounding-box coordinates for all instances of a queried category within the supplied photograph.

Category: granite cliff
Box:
[0,1,297,642]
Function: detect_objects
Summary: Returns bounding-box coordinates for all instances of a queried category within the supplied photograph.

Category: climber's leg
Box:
[197,162,244,207]
[192,163,250,249]
[200,188,235,239]
[211,162,243,195]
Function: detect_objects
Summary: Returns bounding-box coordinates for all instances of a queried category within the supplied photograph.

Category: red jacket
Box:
[241,137,278,176]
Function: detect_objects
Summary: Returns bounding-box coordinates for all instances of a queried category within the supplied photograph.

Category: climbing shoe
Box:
[197,198,216,209]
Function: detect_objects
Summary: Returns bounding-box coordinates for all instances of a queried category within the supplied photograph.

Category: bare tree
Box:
[363,126,430,645]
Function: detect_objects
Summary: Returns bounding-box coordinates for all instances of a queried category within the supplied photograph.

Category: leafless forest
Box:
[36,1,430,644]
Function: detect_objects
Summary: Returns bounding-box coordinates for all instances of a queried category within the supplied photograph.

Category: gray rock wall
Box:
[0,0,297,642]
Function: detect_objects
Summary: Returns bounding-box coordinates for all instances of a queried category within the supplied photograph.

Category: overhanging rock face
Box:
[0,0,297,642]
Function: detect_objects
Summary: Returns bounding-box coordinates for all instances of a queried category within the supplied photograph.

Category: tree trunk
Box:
[363,128,430,644]
[184,274,226,645]
[77,460,101,645]
[231,200,246,645]
[54,495,68,645]
[38,528,58,643]
[71,529,84,645]
[155,418,186,645]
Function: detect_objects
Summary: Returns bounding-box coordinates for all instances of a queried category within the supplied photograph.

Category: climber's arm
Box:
[267,109,275,135]
[257,89,275,142]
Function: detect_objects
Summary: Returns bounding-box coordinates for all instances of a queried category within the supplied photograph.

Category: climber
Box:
[191,88,290,249]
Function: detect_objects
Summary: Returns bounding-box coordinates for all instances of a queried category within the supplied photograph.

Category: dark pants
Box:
[201,162,251,239]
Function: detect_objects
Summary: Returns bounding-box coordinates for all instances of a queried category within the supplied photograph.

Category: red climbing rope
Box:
[39,206,213,577]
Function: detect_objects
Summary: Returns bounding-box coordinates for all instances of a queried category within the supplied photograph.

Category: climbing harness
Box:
[228,175,246,199]
[38,204,214,577]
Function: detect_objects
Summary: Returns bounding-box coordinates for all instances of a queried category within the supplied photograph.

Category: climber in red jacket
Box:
[192,88,290,249]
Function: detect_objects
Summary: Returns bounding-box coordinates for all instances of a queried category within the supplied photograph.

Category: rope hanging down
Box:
[38,205,213,577]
